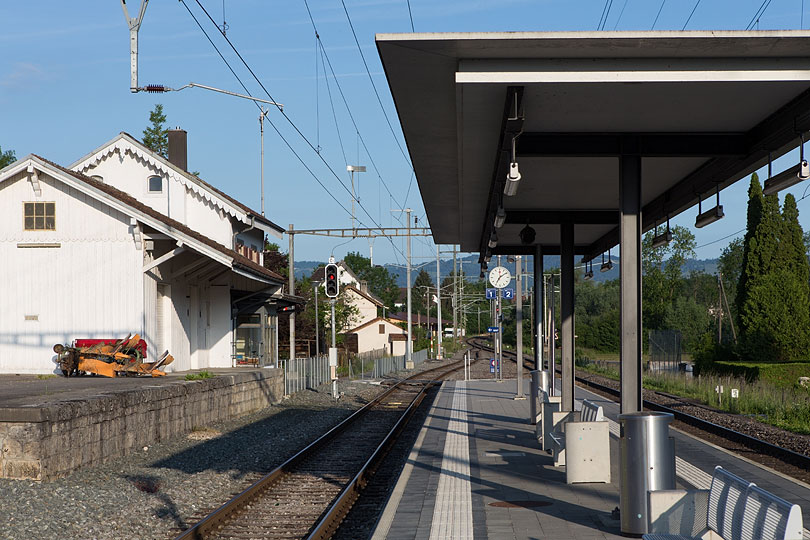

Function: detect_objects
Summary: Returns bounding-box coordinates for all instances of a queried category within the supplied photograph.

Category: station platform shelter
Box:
[376,30,810,534]
[372,378,810,540]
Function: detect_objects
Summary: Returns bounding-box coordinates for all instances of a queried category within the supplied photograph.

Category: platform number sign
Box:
[502,288,515,300]
[325,263,339,298]
[485,288,497,300]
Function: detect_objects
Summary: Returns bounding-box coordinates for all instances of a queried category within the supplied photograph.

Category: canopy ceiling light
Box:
[584,259,594,281]
[652,217,673,248]
[600,250,613,272]
[695,186,724,229]
[504,136,521,196]
[488,230,498,249]
[519,224,536,245]
[494,205,506,228]
[763,139,810,195]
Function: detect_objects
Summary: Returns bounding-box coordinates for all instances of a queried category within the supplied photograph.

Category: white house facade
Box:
[0,132,293,374]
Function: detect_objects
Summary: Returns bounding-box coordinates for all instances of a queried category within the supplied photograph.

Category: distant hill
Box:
[293,254,720,286]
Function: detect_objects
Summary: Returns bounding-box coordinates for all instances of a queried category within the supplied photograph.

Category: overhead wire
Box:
[682,0,701,30]
[406,0,415,31]
[746,0,774,30]
[181,0,409,261]
[613,0,630,30]
[651,0,666,29]
[339,0,414,171]
[303,1,410,226]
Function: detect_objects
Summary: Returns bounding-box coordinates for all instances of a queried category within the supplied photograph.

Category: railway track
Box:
[466,336,810,473]
[175,357,468,540]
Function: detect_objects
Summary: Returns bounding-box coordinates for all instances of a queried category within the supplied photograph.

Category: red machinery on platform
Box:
[54,334,173,378]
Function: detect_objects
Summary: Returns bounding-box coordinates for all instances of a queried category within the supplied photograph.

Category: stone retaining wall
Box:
[0,370,283,481]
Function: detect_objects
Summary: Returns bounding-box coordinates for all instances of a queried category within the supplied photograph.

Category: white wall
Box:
[346,289,378,327]
[208,285,232,367]
[0,171,143,373]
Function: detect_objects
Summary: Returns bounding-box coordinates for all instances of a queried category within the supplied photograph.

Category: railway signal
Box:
[325,263,339,298]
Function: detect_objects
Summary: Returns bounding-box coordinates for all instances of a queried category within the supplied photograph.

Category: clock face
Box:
[488,266,512,288]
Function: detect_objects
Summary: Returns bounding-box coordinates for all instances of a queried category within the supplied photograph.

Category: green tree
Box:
[143,104,169,158]
[642,225,696,331]
[0,145,16,169]
[413,269,434,315]
[735,174,808,361]
[343,252,399,310]
[718,237,744,323]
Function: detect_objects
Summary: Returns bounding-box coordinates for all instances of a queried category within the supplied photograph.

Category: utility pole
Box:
[436,245,443,359]
[515,256,525,399]
[259,107,267,215]
[453,246,458,347]
[288,224,295,363]
[392,209,414,368]
[347,165,366,232]
[120,0,149,93]
[313,282,320,356]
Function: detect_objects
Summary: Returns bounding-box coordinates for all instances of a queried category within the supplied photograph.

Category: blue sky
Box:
[2,0,810,265]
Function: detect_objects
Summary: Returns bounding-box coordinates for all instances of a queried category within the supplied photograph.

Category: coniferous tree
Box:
[0,145,15,169]
[143,104,169,158]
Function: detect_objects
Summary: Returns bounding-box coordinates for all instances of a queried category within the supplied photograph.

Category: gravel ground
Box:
[0,356,461,540]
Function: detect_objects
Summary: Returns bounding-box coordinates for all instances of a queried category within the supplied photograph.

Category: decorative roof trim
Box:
[74,139,250,224]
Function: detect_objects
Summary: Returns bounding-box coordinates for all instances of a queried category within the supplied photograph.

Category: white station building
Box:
[0,130,293,374]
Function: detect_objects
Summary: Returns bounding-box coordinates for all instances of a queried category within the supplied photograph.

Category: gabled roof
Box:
[346,316,405,334]
[3,155,285,285]
[344,285,385,307]
[69,132,284,238]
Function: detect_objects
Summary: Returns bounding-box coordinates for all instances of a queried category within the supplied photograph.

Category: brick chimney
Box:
[168,128,187,172]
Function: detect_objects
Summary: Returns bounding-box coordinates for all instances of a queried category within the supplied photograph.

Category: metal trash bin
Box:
[530,370,541,425]
[618,411,676,536]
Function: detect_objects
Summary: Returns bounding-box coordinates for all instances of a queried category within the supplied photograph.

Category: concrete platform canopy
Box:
[376,30,810,414]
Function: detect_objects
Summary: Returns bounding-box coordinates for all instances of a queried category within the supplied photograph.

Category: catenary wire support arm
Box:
[137,82,284,110]
[120,0,150,93]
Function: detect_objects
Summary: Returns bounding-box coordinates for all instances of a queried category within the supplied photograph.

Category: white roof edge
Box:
[68,132,264,226]
[22,156,233,268]
[376,30,810,41]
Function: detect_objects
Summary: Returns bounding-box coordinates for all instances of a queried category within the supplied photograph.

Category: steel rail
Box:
[176,354,472,540]
[467,337,810,470]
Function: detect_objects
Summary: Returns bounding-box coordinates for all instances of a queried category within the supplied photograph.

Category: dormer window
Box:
[148,175,163,193]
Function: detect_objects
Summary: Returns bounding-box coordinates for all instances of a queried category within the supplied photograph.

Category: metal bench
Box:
[645,466,803,540]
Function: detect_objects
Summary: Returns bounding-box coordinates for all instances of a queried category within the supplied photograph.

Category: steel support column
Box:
[534,245,544,372]
[560,222,575,412]
[620,155,643,414]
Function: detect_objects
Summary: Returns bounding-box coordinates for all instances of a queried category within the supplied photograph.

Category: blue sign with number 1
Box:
[485,288,497,300]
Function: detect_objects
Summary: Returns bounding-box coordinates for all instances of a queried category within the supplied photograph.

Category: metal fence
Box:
[648,329,682,372]
[282,355,330,395]
[282,349,430,396]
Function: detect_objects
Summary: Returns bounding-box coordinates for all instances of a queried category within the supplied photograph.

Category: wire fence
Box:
[282,349,429,396]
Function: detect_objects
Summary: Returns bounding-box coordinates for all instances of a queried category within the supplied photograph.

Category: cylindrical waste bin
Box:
[539,370,549,394]
[529,370,540,424]
[618,411,675,536]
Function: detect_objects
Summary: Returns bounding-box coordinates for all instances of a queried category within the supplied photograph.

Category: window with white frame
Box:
[23,202,55,231]
[148,175,163,193]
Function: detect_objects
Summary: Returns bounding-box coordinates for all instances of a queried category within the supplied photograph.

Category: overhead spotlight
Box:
[695,187,724,229]
[504,136,521,196]
[763,162,807,195]
[600,250,611,272]
[507,256,516,263]
[519,224,536,245]
[504,162,521,196]
[479,270,485,279]
[488,230,498,249]
[494,206,506,228]
[484,252,491,264]
[651,217,672,249]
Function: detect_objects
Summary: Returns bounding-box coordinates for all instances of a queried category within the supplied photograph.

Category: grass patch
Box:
[37,374,57,380]
[185,370,215,381]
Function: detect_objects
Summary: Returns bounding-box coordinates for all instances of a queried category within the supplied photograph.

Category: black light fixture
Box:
[600,249,613,272]
[583,259,594,281]
[494,205,506,228]
[652,216,673,248]
[519,224,536,245]
[488,230,498,249]
[763,141,810,195]
[695,185,724,228]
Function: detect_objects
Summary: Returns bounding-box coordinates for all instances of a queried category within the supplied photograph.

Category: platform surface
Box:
[373,377,810,540]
